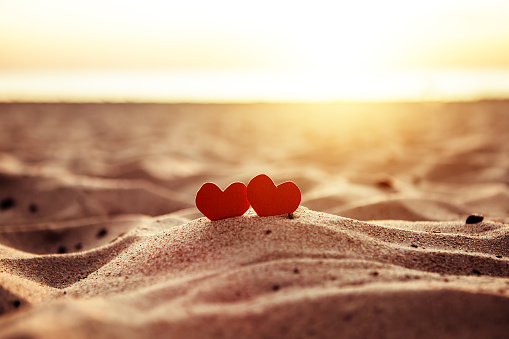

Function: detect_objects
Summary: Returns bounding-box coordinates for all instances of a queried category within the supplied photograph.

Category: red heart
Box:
[247,174,301,217]
[195,182,250,221]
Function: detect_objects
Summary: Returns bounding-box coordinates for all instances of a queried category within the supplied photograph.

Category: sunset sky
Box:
[1,0,509,101]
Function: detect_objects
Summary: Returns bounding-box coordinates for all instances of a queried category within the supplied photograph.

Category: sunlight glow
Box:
[3,69,509,102]
[1,0,509,101]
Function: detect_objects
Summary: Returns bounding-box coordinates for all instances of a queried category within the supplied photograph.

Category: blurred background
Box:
[1,1,509,253]
[2,0,509,102]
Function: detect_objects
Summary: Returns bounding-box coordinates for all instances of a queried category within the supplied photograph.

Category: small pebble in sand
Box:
[1,197,15,210]
[376,178,394,190]
[97,229,108,238]
[29,203,38,213]
[466,214,484,224]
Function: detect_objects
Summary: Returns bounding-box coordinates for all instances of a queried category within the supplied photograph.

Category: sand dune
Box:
[0,102,508,338]
[333,197,469,221]
[0,171,191,227]
[1,208,508,338]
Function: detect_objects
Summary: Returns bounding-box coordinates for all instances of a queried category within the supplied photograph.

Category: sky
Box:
[1,0,509,102]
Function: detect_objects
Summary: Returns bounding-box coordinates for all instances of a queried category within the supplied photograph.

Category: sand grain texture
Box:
[0,102,508,338]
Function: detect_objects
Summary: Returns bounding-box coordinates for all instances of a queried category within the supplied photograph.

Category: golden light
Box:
[1,0,509,101]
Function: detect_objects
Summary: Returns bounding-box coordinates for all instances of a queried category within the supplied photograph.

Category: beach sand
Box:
[0,102,508,338]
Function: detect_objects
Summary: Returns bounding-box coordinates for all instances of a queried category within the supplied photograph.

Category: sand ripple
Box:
[1,102,508,338]
[0,208,508,338]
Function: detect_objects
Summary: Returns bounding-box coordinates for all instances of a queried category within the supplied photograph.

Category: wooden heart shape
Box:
[247,174,301,217]
[195,182,250,221]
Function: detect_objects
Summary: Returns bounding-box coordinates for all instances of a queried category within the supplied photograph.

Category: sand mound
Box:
[0,171,192,227]
[0,207,507,338]
[332,197,469,221]
[1,102,508,338]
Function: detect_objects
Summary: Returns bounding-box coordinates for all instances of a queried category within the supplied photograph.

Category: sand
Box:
[0,102,508,338]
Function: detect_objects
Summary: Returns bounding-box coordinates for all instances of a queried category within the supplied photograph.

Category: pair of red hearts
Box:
[195,174,301,221]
